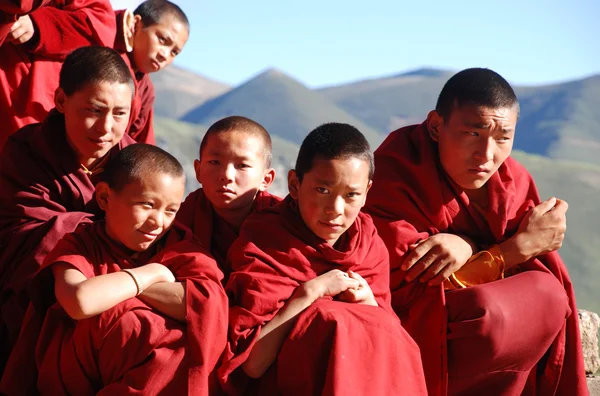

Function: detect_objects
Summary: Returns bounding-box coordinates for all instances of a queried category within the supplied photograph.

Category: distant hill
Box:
[320,69,600,165]
[180,68,385,147]
[150,65,230,119]
[155,116,600,314]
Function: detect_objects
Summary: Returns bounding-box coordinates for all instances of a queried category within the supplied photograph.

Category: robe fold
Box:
[176,189,281,280]
[0,110,135,369]
[219,196,427,395]
[364,122,588,396]
[113,9,155,145]
[0,221,228,395]
[0,0,116,149]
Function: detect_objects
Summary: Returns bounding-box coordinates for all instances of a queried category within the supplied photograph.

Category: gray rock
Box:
[579,309,600,374]
[588,376,600,396]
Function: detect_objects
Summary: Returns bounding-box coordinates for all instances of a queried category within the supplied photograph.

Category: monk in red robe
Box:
[111,0,189,144]
[364,68,588,396]
[0,46,137,369]
[1,144,228,395]
[0,0,117,150]
[176,116,281,280]
[220,123,427,395]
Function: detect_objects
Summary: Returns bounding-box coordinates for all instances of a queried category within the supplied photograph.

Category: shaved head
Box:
[199,116,273,168]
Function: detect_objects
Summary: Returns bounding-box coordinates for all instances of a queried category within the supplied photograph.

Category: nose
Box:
[156,47,168,63]
[474,137,494,163]
[220,164,235,182]
[325,196,344,217]
[97,114,113,136]
[148,210,164,229]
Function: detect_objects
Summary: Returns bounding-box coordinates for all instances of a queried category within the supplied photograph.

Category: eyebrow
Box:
[464,122,514,133]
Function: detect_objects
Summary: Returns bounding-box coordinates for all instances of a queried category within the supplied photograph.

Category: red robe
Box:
[176,188,282,280]
[364,123,588,396]
[0,110,135,369]
[0,0,116,150]
[219,196,427,395]
[0,1,52,46]
[113,9,155,145]
[0,221,228,395]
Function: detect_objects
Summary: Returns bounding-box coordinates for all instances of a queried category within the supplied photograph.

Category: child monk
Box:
[0,0,117,149]
[364,68,587,395]
[219,123,427,395]
[113,0,189,144]
[176,116,280,280]
[0,46,136,369]
[1,144,228,395]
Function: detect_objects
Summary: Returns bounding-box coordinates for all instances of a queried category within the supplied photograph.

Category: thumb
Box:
[535,197,557,215]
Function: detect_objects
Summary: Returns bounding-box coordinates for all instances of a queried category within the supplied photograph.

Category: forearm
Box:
[498,233,532,270]
[243,288,315,378]
[137,282,186,322]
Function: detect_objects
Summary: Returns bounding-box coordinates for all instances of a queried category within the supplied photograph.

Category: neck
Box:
[464,185,489,208]
[213,203,254,232]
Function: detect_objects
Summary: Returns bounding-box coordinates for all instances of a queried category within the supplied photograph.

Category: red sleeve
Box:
[128,76,155,144]
[27,0,116,59]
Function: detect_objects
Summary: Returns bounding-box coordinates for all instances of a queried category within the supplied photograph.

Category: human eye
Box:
[207,160,220,165]
[316,187,329,194]
[157,34,166,44]
[464,131,479,137]
[87,107,101,115]
[347,192,361,199]
[237,163,251,169]
[496,136,511,143]
[138,201,153,208]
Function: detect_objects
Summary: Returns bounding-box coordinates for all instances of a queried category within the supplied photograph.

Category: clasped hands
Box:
[300,269,378,307]
[8,15,35,44]
[401,197,568,286]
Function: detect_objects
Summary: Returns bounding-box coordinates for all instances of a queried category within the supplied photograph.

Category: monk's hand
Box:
[504,197,568,264]
[337,270,378,307]
[8,15,35,44]
[401,233,475,285]
[304,269,360,301]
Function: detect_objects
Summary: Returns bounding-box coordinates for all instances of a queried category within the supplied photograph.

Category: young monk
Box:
[219,123,427,395]
[0,46,136,369]
[1,144,228,395]
[364,68,587,396]
[0,0,117,150]
[176,116,280,280]
[113,0,189,144]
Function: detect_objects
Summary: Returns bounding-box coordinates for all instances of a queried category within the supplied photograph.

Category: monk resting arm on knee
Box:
[403,197,568,286]
[242,270,376,378]
[52,262,178,321]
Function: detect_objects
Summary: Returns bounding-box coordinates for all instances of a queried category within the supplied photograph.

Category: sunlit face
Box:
[428,104,518,190]
[98,172,185,252]
[132,13,188,74]
[55,81,132,168]
[195,131,273,214]
[289,157,372,246]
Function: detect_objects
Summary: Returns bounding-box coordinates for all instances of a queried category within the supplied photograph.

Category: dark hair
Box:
[134,0,189,31]
[199,116,273,168]
[59,46,134,97]
[435,68,519,120]
[103,144,185,192]
[295,123,374,182]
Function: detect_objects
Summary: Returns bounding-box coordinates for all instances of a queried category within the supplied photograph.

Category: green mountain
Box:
[180,68,385,148]
[320,69,600,165]
[155,116,600,313]
[150,65,230,119]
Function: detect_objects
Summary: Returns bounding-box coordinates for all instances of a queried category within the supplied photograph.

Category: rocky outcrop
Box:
[579,309,600,374]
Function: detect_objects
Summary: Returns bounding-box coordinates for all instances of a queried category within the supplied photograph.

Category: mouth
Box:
[468,167,490,175]
[216,188,235,195]
[137,230,161,240]
[319,221,343,229]
[151,60,161,71]
[88,137,111,146]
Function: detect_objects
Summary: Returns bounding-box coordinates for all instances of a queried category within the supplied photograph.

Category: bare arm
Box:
[242,270,359,379]
[137,281,186,322]
[52,262,174,320]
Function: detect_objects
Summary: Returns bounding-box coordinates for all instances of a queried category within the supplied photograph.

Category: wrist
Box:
[499,234,530,268]
[296,281,320,303]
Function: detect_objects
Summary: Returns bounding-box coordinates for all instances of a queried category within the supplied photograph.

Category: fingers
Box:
[534,197,558,216]
[347,270,367,287]
[417,257,448,283]
[404,247,439,282]
[401,239,434,271]
[551,198,568,215]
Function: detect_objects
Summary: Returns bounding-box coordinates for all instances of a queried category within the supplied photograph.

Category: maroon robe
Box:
[176,188,281,280]
[0,110,135,369]
[0,221,228,395]
[0,0,116,150]
[114,9,155,145]
[219,196,427,395]
[365,123,588,396]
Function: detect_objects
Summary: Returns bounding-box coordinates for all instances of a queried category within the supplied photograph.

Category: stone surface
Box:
[579,309,600,374]
[588,376,600,396]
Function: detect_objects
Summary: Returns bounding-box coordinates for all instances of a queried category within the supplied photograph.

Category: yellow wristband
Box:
[121,268,144,296]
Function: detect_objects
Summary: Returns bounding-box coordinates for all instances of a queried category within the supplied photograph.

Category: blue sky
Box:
[111,0,600,88]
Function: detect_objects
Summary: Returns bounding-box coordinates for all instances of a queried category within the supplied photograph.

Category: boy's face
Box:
[132,13,188,74]
[98,171,185,252]
[288,157,372,246]
[194,131,273,213]
[55,81,132,168]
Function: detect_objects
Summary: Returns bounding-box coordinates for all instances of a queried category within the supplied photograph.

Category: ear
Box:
[361,180,373,207]
[54,87,67,113]
[193,159,202,185]
[123,10,137,52]
[426,110,443,142]
[95,182,112,211]
[258,168,276,192]
[287,169,300,200]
